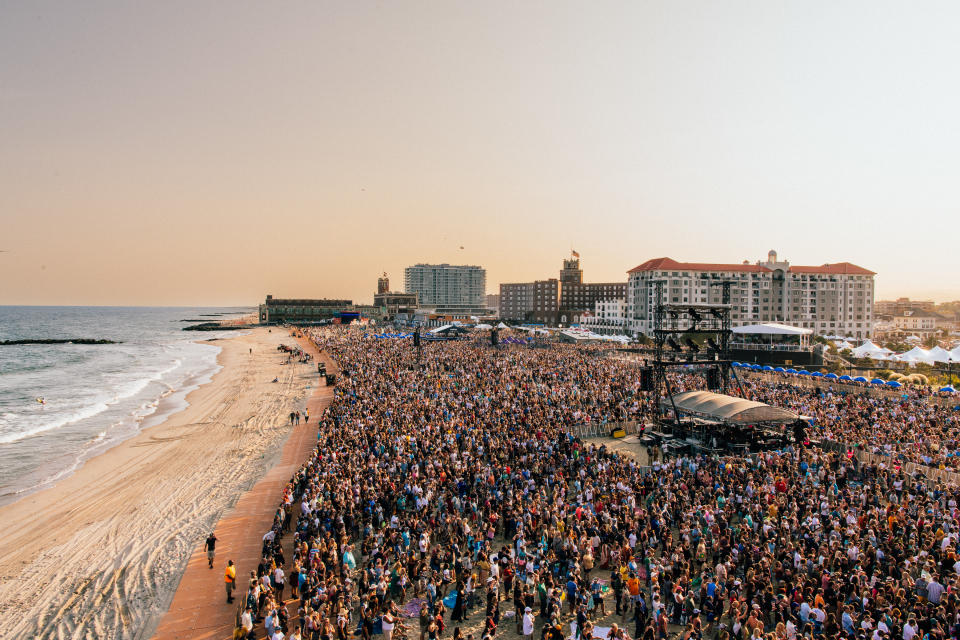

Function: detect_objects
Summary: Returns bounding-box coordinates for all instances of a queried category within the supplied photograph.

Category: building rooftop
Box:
[628,257,874,275]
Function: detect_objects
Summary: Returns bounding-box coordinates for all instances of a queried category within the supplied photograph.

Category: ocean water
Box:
[0,306,252,504]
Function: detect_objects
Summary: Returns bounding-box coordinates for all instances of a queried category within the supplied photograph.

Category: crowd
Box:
[226,328,960,640]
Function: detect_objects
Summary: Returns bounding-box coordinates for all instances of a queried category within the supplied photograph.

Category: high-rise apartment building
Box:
[404,263,486,311]
[626,250,875,339]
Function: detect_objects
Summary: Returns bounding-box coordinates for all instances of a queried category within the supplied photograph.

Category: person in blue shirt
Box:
[566,577,579,614]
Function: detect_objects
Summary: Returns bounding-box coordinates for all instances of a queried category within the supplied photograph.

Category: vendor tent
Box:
[895,346,934,365]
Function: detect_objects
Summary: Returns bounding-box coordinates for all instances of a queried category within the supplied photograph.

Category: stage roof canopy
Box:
[732,323,812,336]
[664,390,800,424]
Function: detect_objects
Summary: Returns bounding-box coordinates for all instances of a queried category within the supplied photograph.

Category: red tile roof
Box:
[627,258,769,274]
[627,258,874,276]
[789,262,875,275]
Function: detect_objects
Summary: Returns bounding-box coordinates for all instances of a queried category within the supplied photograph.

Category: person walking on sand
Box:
[205,532,218,569]
[225,560,237,603]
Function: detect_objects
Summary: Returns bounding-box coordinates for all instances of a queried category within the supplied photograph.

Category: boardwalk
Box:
[152,334,335,639]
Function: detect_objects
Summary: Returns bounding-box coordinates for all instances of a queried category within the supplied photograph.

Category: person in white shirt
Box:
[522,607,535,639]
[903,619,918,640]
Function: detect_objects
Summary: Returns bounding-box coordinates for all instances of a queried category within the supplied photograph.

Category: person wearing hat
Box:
[522,606,535,640]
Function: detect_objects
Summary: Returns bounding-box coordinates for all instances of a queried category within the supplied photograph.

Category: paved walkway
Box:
[153,333,335,639]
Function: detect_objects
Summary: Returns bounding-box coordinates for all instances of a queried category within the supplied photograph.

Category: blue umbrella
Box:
[870,378,886,385]
[752,364,763,370]
[839,375,852,381]
[731,362,741,367]
[774,367,786,372]
[940,386,956,393]
[811,372,824,377]
[885,380,902,388]
[762,365,774,371]
[797,370,810,375]
[786,368,797,374]
[825,373,838,379]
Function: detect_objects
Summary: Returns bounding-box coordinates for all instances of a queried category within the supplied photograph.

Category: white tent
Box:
[894,346,934,365]
[852,340,891,358]
[928,346,953,363]
[474,323,492,330]
[905,335,921,343]
[496,322,510,329]
[952,345,960,361]
[837,341,855,351]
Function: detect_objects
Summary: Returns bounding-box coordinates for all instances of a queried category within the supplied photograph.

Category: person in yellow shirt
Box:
[224,559,237,604]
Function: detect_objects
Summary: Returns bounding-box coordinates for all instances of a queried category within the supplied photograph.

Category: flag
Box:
[571,250,580,258]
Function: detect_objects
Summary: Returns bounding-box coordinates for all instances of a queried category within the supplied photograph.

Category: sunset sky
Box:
[2,1,958,306]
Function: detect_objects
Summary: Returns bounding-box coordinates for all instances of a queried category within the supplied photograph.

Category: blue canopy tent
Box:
[885,380,902,388]
[731,362,741,367]
[870,378,886,385]
[811,372,824,378]
[762,365,774,371]
[774,367,786,372]
[839,375,852,381]
[825,373,838,379]
[797,370,810,375]
[786,368,798,374]
[853,376,868,383]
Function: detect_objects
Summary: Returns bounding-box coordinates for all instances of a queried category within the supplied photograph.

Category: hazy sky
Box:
[2,1,958,306]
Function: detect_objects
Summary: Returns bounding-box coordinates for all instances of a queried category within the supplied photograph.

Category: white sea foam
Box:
[0,307,244,504]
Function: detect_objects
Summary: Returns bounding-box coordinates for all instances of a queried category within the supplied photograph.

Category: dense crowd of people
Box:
[229,328,960,640]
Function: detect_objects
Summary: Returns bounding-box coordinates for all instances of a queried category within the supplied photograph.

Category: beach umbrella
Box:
[940,386,956,393]
[839,375,852,381]
[825,373,838,379]
[885,380,902,388]
[870,378,886,385]
[811,372,824,377]
[774,367,786,372]
[731,362,741,367]
[853,376,868,383]
[786,368,797,374]
[797,370,810,375]
[762,365,774,371]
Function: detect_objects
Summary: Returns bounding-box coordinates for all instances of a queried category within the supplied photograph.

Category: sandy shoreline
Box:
[0,327,316,639]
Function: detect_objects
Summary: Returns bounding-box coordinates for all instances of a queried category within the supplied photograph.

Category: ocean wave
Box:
[0,347,214,445]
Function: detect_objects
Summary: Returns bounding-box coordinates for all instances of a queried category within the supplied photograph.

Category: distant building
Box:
[486,294,500,316]
[874,297,935,316]
[891,309,952,338]
[374,291,419,316]
[373,272,418,319]
[497,255,626,326]
[499,279,559,324]
[377,272,391,295]
[259,295,354,324]
[404,263,486,313]
[580,299,627,335]
[626,250,876,339]
[557,256,627,325]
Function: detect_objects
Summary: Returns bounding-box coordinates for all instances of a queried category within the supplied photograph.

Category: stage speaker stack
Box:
[640,368,654,391]
[706,368,721,390]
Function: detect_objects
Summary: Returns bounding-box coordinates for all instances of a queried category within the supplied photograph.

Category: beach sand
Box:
[0,327,316,639]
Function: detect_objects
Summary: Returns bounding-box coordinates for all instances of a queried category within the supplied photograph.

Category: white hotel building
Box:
[626,251,875,339]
